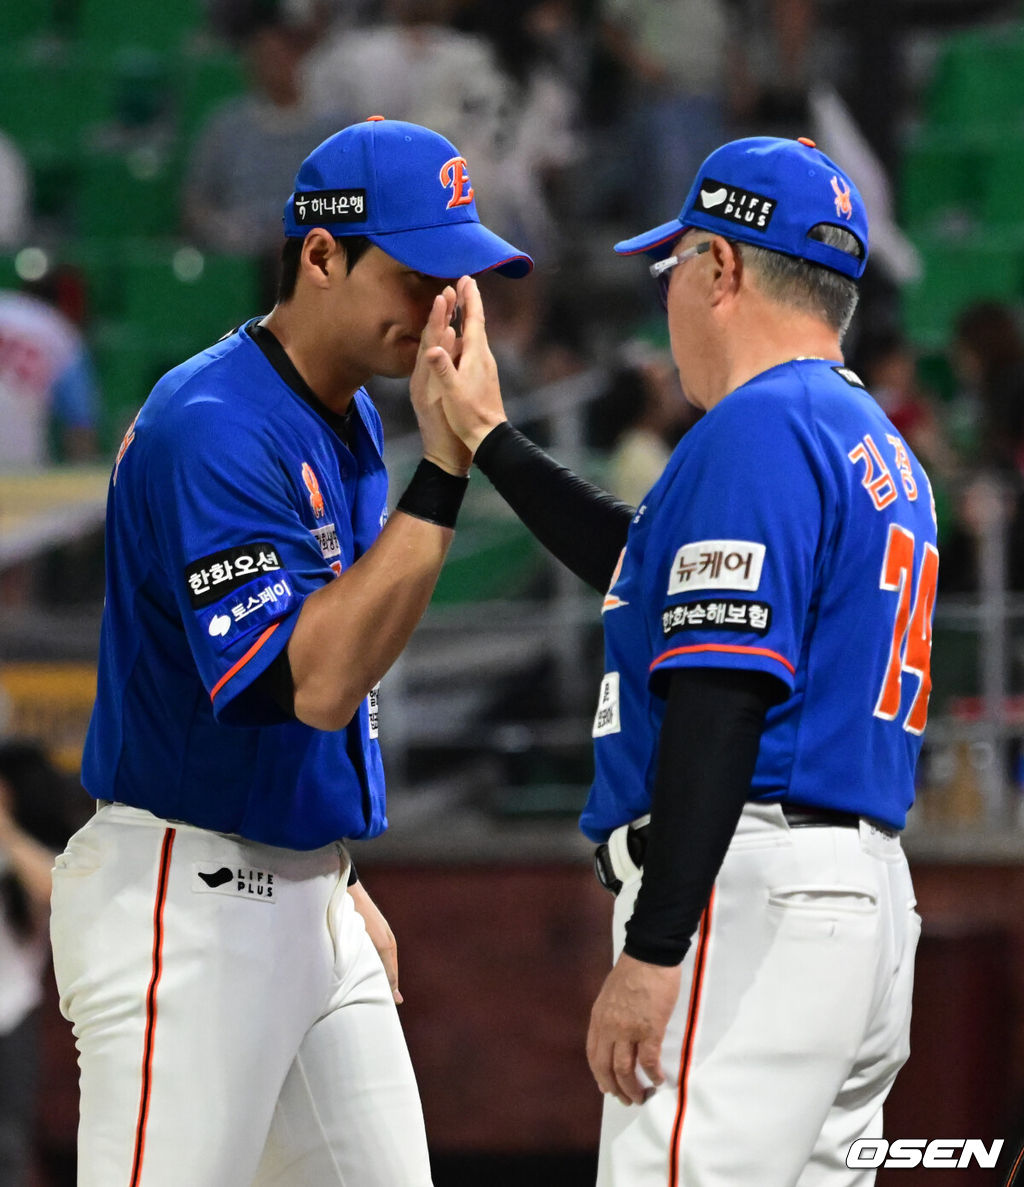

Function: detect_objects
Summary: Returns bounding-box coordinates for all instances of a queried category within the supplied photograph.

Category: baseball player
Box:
[48,117,531,1187]
[426,137,935,1185]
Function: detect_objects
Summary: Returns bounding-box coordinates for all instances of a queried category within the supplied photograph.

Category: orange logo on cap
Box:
[302,462,326,518]
[439,156,475,209]
[831,175,853,220]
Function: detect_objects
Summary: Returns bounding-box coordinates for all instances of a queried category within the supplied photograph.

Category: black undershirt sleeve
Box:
[473,421,634,594]
[623,666,786,967]
[247,646,297,719]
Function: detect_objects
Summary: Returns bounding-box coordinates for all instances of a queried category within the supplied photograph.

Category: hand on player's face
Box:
[586,953,679,1107]
[408,286,472,475]
[423,275,507,455]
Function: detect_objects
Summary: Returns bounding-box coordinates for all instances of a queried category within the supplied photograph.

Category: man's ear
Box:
[708,236,742,307]
[301,229,341,287]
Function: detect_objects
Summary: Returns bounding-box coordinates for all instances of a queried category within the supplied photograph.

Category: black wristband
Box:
[396,458,469,529]
[347,858,359,886]
[623,932,689,967]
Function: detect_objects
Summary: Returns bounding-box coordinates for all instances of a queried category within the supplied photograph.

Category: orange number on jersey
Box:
[875,524,939,735]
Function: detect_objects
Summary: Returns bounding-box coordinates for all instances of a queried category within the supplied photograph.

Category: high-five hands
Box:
[423,276,508,455]
[409,284,471,476]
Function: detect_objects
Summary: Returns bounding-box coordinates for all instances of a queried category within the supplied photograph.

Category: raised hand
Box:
[409,285,472,476]
[424,275,508,455]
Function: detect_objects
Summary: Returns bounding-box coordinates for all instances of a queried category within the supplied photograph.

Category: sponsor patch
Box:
[185,543,282,609]
[368,683,380,739]
[667,540,765,595]
[200,576,299,651]
[696,177,776,231]
[293,189,366,224]
[312,522,341,562]
[592,672,621,738]
[192,863,276,902]
[662,598,772,638]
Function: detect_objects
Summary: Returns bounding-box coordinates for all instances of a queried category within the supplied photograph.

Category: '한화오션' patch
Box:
[185,543,282,609]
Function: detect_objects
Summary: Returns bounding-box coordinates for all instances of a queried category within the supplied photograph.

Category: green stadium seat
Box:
[978,138,1024,227]
[75,147,183,240]
[63,241,123,322]
[174,49,247,141]
[924,27,1024,133]
[89,323,176,450]
[899,133,991,232]
[119,245,261,355]
[901,230,1023,349]
[0,0,55,44]
[0,47,112,162]
[431,518,544,603]
[75,0,205,52]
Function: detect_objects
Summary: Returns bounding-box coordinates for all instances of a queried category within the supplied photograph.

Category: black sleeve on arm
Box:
[623,666,786,967]
[473,421,634,593]
[246,646,297,720]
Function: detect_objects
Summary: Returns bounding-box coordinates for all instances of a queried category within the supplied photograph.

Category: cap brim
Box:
[368,221,533,279]
[614,218,686,259]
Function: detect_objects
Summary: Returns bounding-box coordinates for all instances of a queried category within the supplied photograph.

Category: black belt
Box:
[593,805,893,895]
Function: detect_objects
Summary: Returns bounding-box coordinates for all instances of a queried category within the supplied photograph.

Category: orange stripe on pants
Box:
[669,888,715,1187]
[129,827,176,1187]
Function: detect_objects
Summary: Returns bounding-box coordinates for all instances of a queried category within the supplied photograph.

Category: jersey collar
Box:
[246,319,361,449]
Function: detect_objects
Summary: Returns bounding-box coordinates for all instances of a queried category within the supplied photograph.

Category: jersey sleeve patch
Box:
[185,543,284,608]
[592,672,621,737]
[667,540,765,594]
[201,574,300,653]
[661,598,772,638]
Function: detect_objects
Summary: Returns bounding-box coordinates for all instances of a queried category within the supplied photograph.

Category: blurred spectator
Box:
[0,741,85,1187]
[939,301,1024,592]
[952,301,1024,473]
[183,5,350,257]
[856,328,959,485]
[0,131,30,249]
[302,0,573,258]
[451,0,585,260]
[590,0,738,225]
[0,269,100,468]
[589,342,699,505]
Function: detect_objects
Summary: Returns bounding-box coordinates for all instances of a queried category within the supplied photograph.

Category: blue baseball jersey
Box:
[82,321,390,850]
[582,359,938,842]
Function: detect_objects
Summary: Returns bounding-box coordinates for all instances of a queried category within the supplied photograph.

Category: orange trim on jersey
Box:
[669,888,715,1187]
[209,623,281,703]
[651,643,796,676]
[1005,1141,1024,1186]
[130,827,175,1187]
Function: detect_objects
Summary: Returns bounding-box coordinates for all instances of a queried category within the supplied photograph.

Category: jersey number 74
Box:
[874,523,939,736]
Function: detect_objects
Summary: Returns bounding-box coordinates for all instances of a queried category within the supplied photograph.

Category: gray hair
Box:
[735,224,862,339]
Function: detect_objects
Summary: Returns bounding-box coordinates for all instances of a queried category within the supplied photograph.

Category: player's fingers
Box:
[587,1018,629,1105]
[417,294,448,356]
[456,276,486,345]
[636,1036,665,1090]
[611,1040,645,1106]
[424,345,456,382]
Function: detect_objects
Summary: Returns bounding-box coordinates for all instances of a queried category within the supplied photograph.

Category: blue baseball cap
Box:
[283,116,533,279]
[615,136,868,280]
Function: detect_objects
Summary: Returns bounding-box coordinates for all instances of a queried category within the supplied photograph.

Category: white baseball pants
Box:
[50,802,433,1187]
[597,802,921,1187]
